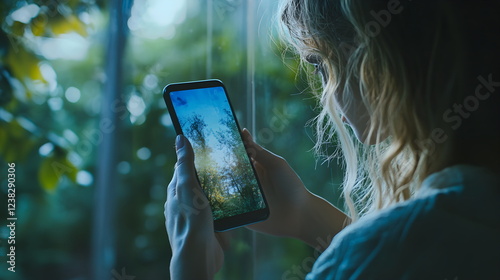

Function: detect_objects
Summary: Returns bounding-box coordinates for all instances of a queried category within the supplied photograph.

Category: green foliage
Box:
[5,47,46,89]
[38,151,78,192]
[0,0,100,189]
[0,120,36,162]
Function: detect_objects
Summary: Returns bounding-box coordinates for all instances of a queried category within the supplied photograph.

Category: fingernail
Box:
[242,128,251,138]
[176,135,184,151]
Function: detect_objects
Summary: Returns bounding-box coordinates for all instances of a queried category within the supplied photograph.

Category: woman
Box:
[165,0,500,279]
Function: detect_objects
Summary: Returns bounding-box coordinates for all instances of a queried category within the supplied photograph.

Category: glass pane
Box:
[125,0,344,279]
[249,2,345,279]
[124,0,258,278]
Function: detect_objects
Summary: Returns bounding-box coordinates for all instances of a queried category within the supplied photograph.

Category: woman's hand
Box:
[242,129,350,250]
[241,129,312,237]
[165,135,227,280]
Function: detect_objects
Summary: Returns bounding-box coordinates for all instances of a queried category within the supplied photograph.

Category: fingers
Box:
[242,128,266,161]
[215,232,232,251]
[242,128,285,166]
[252,161,268,183]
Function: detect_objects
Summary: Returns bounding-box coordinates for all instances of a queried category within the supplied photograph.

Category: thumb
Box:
[175,135,196,179]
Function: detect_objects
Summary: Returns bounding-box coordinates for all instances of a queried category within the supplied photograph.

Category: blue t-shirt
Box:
[306,165,500,280]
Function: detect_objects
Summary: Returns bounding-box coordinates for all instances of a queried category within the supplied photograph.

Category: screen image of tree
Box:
[170,87,266,220]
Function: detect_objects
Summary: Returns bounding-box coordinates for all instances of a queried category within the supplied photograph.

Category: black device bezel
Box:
[163,79,270,231]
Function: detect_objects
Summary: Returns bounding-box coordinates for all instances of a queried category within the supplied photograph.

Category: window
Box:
[0,0,343,279]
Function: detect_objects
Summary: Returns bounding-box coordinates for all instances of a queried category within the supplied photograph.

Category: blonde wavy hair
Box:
[279,0,500,220]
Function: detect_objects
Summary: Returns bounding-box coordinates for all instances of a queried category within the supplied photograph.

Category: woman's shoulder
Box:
[338,164,500,249]
[307,165,500,280]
